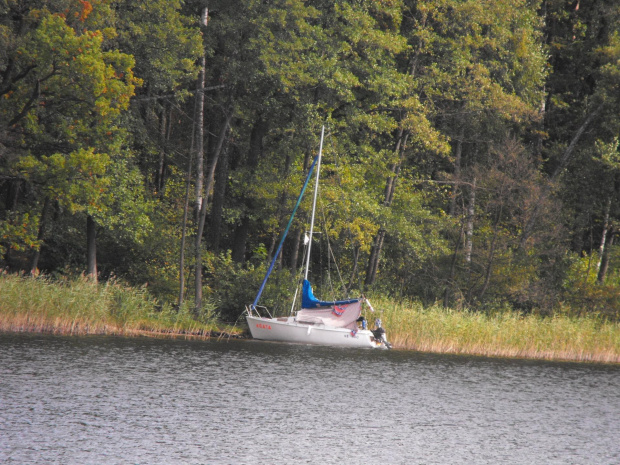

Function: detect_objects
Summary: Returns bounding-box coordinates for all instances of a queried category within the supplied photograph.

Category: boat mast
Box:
[304,125,324,281]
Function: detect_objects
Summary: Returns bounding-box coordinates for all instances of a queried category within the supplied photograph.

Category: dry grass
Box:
[0,272,237,339]
[370,298,620,363]
[3,272,618,362]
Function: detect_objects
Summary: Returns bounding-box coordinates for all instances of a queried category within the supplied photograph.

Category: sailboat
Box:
[245,127,391,349]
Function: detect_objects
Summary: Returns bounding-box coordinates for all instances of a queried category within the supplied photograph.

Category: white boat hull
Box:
[246,315,387,349]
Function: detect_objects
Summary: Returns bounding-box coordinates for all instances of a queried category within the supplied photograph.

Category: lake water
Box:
[1,333,619,464]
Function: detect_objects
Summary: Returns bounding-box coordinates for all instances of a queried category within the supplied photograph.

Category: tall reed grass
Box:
[0,272,226,338]
[3,272,619,362]
[369,297,620,363]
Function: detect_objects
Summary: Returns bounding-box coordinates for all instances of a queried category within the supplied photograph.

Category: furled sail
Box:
[301,280,359,309]
[297,299,362,330]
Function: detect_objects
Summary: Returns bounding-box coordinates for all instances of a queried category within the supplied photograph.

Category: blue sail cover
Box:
[301,279,360,309]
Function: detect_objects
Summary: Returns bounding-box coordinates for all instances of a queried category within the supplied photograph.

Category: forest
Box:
[2,0,620,323]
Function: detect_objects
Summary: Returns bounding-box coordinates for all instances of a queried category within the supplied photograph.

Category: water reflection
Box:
[1,334,619,464]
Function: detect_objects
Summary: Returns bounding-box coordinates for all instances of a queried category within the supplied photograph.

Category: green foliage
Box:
[560,252,620,320]
[2,0,620,324]
[202,250,297,322]
[3,9,138,139]
[18,148,110,214]
[1,1,140,268]
[0,211,40,255]
[113,0,201,95]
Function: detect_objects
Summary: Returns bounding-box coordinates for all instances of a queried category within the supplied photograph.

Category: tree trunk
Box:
[30,197,50,275]
[520,104,603,248]
[584,218,594,285]
[597,197,612,272]
[290,229,302,274]
[536,87,547,158]
[464,178,476,263]
[6,178,21,211]
[178,145,193,307]
[248,116,268,167]
[231,217,249,263]
[598,227,614,284]
[231,116,268,264]
[479,207,503,301]
[364,19,426,287]
[3,179,21,269]
[192,7,208,313]
[443,220,464,308]
[156,104,166,192]
[192,58,205,310]
[267,227,279,260]
[365,229,385,288]
[178,51,206,307]
[156,101,170,196]
[195,112,232,313]
[194,15,207,217]
[347,245,361,293]
[290,153,315,273]
[449,126,465,217]
[208,142,230,253]
[267,155,293,263]
[86,215,97,282]
[364,130,408,287]
[551,105,604,180]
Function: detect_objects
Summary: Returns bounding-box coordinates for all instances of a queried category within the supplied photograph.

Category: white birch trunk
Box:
[597,197,612,271]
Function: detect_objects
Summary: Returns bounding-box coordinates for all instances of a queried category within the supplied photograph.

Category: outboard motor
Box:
[371,318,392,349]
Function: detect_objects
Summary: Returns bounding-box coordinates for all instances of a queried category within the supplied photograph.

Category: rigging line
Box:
[304,125,325,281]
[320,205,347,299]
[252,152,320,308]
[290,237,310,315]
[324,124,358,297]
[326,221,334,301]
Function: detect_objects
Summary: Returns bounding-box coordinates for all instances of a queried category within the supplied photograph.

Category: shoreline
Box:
[0,313,245,341]
[0,323,245,341]
[2,319,618,365]
[1,273,619,364]
[388,338,620,364]
[373,298,620,364]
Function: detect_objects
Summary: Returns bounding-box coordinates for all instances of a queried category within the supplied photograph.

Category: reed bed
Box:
[370,298,620,363]
[3,272,619,362]
[0,272,227,339]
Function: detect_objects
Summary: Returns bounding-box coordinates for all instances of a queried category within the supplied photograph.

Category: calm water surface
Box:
[1,333,618,464]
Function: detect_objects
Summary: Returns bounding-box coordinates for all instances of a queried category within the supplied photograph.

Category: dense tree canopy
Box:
[2,0,620,319]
